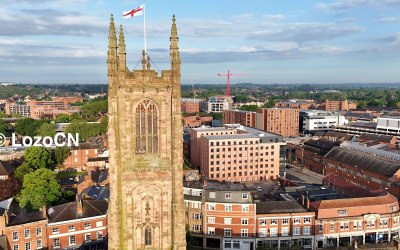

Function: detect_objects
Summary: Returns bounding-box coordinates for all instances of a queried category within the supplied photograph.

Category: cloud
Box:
[0,8,106,36]
[378,17,400,22]
[315,0,400,11]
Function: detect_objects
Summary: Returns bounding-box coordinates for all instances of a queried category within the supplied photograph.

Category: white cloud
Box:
[315,0,400,11]
[378,17,400,22]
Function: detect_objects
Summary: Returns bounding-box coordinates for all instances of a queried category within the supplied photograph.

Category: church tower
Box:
[107,14,186,250]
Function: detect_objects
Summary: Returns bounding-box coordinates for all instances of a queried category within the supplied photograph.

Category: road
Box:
[285,163,324,185]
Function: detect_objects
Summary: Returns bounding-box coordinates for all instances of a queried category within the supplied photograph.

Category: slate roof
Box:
[91,170,108,183]
[310,192,397,210]
[304,139,340,156]
[0,160,19,176]
[256,201,307,214]
[8,211,45,226]
[358,133,395,143]
[324,146,400,177]
[47,200,108,223]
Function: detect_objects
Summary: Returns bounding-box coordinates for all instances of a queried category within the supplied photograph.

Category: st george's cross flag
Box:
[123,4,144,18]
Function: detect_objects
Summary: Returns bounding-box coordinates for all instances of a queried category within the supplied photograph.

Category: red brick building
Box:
[256,108,299,137]
[181,98,203,113]
[274,100,315,110]
[64,143,103,169]
[222,110,256,128]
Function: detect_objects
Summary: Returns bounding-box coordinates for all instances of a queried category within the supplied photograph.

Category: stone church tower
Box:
[107,14,186,250]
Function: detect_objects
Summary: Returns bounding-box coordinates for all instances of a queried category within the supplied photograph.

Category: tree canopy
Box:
[15,118,49,137]
[23,147,55,170]
[37,123,56,137]
[53,146,70,165]
[18,168,62,210]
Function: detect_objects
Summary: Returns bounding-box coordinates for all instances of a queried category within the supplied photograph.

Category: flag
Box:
[123,4,144,18]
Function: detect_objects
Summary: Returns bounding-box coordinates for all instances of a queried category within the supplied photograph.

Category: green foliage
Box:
[0,120,7,135]
[55,171,85,179]
[55,114,71,123]
[81,99,108,121]
[14,162,34,181]
[186,225,195,250]
[239,105,259,112]
[15,118,49,137]
[24,147,55,170]
[210,112,222,120]
[18,168,62,210]
[99,116,108,135]
[0,112,8,118]
[37,123,56,137]
[65,121,103,142]
[53,146,70,165]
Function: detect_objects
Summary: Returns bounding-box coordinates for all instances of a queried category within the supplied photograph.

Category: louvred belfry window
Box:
[135,99,158,154]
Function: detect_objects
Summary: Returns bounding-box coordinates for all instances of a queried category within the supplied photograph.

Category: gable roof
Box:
[358,133,395,143]
[47,200,108,223]
[324,146,400,178]
[0,161,18,176]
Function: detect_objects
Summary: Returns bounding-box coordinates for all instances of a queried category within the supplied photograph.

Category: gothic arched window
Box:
[135,99,158,154]
[145,226,152,246]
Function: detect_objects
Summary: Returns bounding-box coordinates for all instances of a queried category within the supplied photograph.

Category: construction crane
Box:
[217,69,248,97]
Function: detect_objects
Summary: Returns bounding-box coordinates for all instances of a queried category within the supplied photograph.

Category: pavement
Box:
[285,163,324,185]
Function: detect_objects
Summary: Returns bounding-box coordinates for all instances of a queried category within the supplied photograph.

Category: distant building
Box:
[325,100,357,111]
[275,99,315,110]
[256,108,299,137]
[222,110,256,128]
[64,142,103,170]
[190,125,286,182]
[181,98,203,113]
[205,96,233,113]
[183,114,212,128]
[300,110,342,134]
[377,116,400,133]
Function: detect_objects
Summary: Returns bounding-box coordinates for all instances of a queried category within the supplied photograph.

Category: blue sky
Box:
[1,0,400,84]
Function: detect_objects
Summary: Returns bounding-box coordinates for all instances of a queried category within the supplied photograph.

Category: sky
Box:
[1,0,400,85]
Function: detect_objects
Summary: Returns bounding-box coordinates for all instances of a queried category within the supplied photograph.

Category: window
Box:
[225,192,232,199]
[208,227,215,235]
[192,213,201,220]
[192,224,202,231]
[84,223,91,229]
[270,228,277,237]
[259,229,267,237]
[69,235,76,246]
[224,240,232,249]
[282,228,289,236]
[330,224,334,231]
[241,218,248,225]
[270,219,278,225]
[208,204,215,211]
[24,242,30,250]
[135,99,159,154]
[52,228,60,234]
[293,218,301,224]
[242,193,248,199]
[242,205,249,212]
[303,227,310,235]
[85,233,91,242]
[145,227,152,246]
[24,229,30,239]
[338,210,347,216]
[224,218,232,224]
[293,227,300,235]
[380,218,389,228]
[97,231,103,239]
[208,217,215,224]
[224,228,232,237]
[13,245,19,250]
[241,229,248,237]
[304,217,311,224]
[391,205,397,212]
[36,240,42,249]
[34,227,42,236]
[96,221,103,227]
[68,225,75,231]
[319,224,323,232]
[225,205,232,212]
[53,238,60,248]
[282,218,289,224]
[259,219,267,225]
[13,231,18,241]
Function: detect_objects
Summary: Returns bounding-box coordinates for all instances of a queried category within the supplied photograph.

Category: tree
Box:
[14,162,35,181]
[37,123,56,137]
[81,99,108,121]
[0,176,21,201]
[99,116,108,135]
[0,120,7,135]
[0,112,7,118]
[239,105,259,112]
[55,114,71,123]
[15,118,49,137]
[23,147,54,170]
[18,168,62,210]
[65,121,101,142]
[53,146,70,165]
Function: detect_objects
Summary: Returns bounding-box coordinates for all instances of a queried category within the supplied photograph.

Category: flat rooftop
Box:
[256,201,307,214]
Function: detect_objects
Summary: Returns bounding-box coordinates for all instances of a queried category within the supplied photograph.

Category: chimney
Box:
[301,195,305,206]
[77,197,83,216]
[306,198,310,210]
[41,206,47,219]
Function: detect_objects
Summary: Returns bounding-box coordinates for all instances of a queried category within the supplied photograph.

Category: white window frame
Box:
[69,235,76,246]
[224,218,232,225]
[241,229,248,237]
[208,227,215,235]
[208,217,215,224]
[12,231,18,241]
[24,229,30,239]
[224,228,232,237]
[85,233,91,242]
[36,239,42,249]
[225,204,232,212]
[53,238,60,248]
[270,228,277,237]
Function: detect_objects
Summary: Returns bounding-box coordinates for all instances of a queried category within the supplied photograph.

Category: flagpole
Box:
[144,3,147,54]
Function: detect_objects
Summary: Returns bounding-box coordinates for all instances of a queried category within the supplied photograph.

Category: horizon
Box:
[1,1,400,84]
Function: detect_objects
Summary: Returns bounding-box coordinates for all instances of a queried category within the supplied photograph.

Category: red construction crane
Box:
[217,69,248,97]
